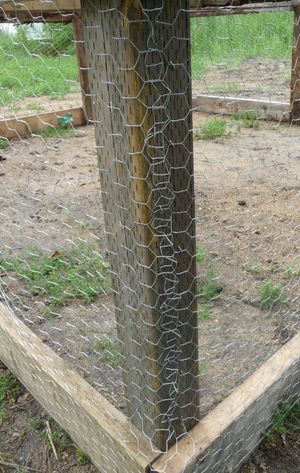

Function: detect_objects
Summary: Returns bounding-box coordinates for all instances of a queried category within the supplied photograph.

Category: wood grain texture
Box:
[151,332,300,473]
[72,15,93,122]
[0,107,85,140]
[290,6,300,124]
[81,0,199,451]
[0,303,157,473]
[0,0,296,19]
[193,95,289,122]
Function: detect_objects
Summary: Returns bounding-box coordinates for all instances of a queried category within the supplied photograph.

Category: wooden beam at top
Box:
[0,0,297,21]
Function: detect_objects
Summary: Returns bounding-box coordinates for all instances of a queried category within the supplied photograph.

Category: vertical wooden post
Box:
[72,14,93,122]
[81,0,199,451]
[290,6,300,124]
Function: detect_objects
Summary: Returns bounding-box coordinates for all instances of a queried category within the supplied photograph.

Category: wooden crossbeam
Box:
[0,0,296,22]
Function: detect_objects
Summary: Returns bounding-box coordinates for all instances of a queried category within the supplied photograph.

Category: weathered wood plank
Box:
[0,0,295,19]
[290,6,300,124]
[191,1,292,16]
[193,95,290,122]
[151,332,300,473]
[72,15,93,122]
[0,303,157,473]
[0,107,85,140]
[81,0,199,451]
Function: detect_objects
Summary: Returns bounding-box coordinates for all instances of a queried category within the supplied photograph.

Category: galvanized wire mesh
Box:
[0,1,299,472]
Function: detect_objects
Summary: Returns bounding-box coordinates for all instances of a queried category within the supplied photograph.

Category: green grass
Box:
[198,303,211,320]
[76,448,91,465]
[237,110,260,129]
[0,138,9,149]
[35,126,74,140]
[194,118,228,140]
[27,102,44,111]
[264,396,300,446]
[0,370,22,424]
[245,264,263,275]
[94,334,121,366]
[198,265,223,302]
[196,246,205,264]
[259,280,286,309]
[284,266,300,278]
[191,13,293,76]
[31,416,72,453]
[0,243,111,309]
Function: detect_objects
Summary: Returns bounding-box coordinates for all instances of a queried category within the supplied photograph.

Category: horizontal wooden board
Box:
[193,95,290,122]
[151,332,300,473]
[0,303,158,473]
[0,0,296,17]
[0,107,85,140]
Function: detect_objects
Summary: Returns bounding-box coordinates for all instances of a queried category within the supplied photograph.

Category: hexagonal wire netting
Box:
[0,1,299,472]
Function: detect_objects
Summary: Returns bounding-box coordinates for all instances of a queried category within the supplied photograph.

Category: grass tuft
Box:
[94,334,121,366]
[196,246,205,264]
[0,138,9,149]
[263,396,300,446]
[76,448,91,465]
[0,243,111,308]
[194,118,227,141]
[259,280,286,309]
[198,265,223,302]
[0,370,22,424]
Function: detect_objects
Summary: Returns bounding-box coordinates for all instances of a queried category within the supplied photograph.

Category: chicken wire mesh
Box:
[0,0,299,472]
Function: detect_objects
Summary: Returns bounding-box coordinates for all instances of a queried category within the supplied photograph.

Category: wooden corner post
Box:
[290,5,300,124]
[81,0,199,451]
[72,14,93,122]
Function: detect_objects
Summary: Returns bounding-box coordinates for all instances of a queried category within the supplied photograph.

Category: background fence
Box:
[0,1,299,472]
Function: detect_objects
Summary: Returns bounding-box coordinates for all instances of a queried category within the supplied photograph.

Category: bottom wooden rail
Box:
[1,302,299,473]
[151,332,300,473]
[0,303,158,473]
[193,95,290,122]
[0,107,86,140]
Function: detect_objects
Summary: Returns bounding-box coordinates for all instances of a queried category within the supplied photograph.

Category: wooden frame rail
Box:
[0,303,299,473]
[0,303,158,473]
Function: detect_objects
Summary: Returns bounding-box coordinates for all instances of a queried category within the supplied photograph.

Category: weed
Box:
[0,370,22,423]
[259,280,286,309]
[245,264,263,275]
[198,303,211,320]
[35,126,74,140]
[76,448,91,465]
[0,242,111,308]
[198,265,223,302]
[196,246,205,264]
[284,266,300,278]
[27,102,44,111]
[0,138,9,149]
[94,334,121,366]
[198,362,206,375]
[194,118,227,141]
[263,396,300,446]
[237,110,260,129]
[31,416,72,453]
[213,82,242,94]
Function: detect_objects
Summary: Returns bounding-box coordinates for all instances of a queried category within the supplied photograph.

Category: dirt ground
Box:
[0,58,299,471]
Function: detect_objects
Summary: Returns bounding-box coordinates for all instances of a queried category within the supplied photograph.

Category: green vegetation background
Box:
[0,13,294,107]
